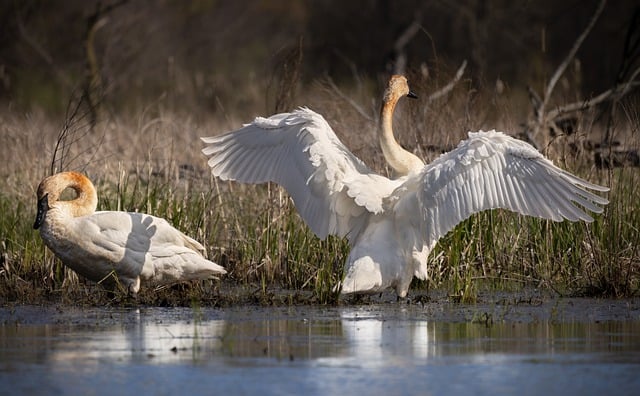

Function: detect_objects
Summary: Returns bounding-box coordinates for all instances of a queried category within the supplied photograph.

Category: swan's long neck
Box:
[67,176,98,217]
[379,94,424,176]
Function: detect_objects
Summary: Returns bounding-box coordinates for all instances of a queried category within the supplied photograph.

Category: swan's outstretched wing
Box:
[394,130,609,248]
[202,107,399,240]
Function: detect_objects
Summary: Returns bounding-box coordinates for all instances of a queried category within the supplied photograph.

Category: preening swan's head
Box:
[34,171,98,229]
[383,75,418,103]
[36,172,92,203]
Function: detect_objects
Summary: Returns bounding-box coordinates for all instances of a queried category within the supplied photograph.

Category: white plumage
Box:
[34,171,226,294]
[201,75,608,297]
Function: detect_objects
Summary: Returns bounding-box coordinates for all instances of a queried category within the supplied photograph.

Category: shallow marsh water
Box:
[1,295,640,395]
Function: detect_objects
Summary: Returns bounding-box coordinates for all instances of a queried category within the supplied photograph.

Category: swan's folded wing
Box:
[202,107,399,240]
[84,212,226,280]
[393,130,609,249]
[71,212,151,281]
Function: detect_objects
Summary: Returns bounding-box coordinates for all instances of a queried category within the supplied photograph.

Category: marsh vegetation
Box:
[0,0,638,306]
[1,73,638,306]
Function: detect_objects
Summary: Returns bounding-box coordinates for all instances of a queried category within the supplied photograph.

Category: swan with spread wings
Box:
[201,75,608,297]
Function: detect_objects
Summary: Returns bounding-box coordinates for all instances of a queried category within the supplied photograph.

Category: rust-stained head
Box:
[383,75,417,103]
[34,172,97,226]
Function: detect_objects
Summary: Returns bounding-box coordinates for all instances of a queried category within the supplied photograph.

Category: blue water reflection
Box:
[1,304,639,395]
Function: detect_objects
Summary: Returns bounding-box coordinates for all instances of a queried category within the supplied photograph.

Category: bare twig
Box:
[323,76,375,123]
[526,0,613,152]
[395,20,422,53]
[51,93,85,175]
[393,19,422,74]
[427,60,467,102]
[332,50,364,91]
[541,0,607,111]
[619,65,640,96]
[83,0,129,126]
[602,7,640,144]
[547,76,640,120]
[527,85,543,117]
[50,89,104,175]
[614,7,640,84]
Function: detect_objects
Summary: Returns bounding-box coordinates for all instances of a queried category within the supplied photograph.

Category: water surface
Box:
[1,299,639,395]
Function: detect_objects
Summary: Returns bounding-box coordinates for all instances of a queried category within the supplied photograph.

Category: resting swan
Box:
[33,171,226,294]
[201,75,608,297]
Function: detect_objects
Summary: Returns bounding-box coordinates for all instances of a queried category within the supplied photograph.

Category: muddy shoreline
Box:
[2,289,639,325]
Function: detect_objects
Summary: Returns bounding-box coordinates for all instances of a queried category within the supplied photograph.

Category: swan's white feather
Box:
[202,107,401,240]
[201,80,609,298]
[399,130,609,251]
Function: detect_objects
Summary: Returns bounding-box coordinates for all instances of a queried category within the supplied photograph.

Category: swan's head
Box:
[35,172,88,206]
[34,171,98,228]
[383,75,418,103]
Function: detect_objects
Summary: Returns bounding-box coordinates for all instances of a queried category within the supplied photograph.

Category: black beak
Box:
[407,91,418,99]
[33,194,49,230]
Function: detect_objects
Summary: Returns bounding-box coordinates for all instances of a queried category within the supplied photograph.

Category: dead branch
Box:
[323,76,375,123]
[50,90,95,175]
[524,0,633,154]
[83,0,129,127]
[393,19,422,75]
[547,76,640,120]
[527,85,543,119]
[427,60,467,103]
[540,0,607,113]
[619,64,640,97]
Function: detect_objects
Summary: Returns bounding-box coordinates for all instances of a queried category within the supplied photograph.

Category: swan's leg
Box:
[394,270,414,298]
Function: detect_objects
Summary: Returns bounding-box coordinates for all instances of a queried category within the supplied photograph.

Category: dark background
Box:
[0,0,637,115]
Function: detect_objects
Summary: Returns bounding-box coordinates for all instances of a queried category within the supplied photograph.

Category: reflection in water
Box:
[332,307,640,368]
[0,308,227,366]
[1,305,640,395]
[337,308,433,366]
[2,306,640,367]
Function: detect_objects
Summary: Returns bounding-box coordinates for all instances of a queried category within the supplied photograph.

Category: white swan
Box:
[33,171,226,294]
[201,75,608,297]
